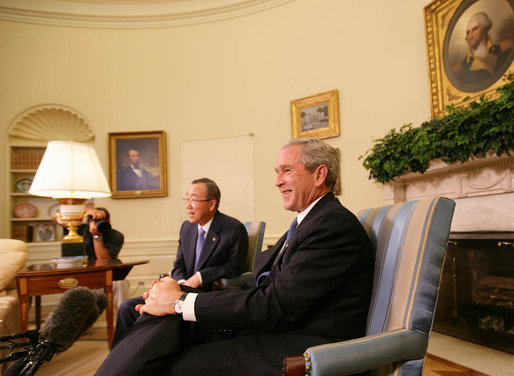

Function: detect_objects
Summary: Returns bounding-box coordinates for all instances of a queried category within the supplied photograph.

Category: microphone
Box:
[71,290,108,343]
[39,286,97,352]
[4,287,97,376]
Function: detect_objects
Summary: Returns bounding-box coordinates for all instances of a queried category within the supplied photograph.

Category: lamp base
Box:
[61,242,85,257]
[61,223,84,243]
[57,198,87,243]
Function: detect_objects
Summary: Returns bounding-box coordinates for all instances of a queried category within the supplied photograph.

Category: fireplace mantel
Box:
[384,153,514,232]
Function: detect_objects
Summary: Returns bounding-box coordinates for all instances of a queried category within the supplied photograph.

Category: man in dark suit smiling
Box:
[97,139,373,376]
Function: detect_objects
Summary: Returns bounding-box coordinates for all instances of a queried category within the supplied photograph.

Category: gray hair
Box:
[282,138,340,191]
[470,12,492,33]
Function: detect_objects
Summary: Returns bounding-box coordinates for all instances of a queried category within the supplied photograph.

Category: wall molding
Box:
[0,0,294,29]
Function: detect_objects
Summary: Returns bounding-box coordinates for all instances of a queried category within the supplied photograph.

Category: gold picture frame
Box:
[424,0,514,117]
[290,89,340,139]
[108,131,167,199]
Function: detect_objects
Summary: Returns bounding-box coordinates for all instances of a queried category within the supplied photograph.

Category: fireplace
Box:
[383,152,514,354]
[433,232,514,354]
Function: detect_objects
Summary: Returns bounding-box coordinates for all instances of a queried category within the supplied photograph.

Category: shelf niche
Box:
[6,104,95,243]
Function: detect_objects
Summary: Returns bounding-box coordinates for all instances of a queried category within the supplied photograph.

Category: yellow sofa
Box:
[0,239,28,340]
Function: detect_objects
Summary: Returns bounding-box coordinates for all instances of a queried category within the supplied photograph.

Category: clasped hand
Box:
[135,277,182,316]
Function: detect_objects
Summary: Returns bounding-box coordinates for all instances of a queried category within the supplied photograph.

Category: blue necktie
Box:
[256,217,297,285]
[194,227,205,272]
[285,217,298,244]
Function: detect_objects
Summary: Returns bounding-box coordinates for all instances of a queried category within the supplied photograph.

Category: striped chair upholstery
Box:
[283,196,455,376]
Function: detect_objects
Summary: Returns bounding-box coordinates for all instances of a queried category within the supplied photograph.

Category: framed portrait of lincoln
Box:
[109,131,167,199]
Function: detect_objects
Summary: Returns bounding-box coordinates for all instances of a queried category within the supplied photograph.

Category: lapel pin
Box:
[212,237,217,242]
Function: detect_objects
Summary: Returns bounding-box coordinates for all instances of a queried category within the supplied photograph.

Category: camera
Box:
[88,216,112,234]
[94,219,112,234]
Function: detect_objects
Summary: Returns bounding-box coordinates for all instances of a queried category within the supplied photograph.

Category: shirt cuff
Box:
[196,271,203,285]
[182,293,198,322]
[177,279,186,285]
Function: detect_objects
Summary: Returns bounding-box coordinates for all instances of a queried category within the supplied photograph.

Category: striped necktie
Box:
[256,217,298,285]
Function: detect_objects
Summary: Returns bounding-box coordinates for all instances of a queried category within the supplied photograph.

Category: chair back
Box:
[244,221,266,272]
[357,196,455,375]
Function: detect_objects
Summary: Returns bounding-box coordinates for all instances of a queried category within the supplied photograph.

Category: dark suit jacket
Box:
[117,166,159,191]
[172,211,248,290]
[194,193,374,373]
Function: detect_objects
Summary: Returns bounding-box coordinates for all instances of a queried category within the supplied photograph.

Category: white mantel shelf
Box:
[383,153,514,232]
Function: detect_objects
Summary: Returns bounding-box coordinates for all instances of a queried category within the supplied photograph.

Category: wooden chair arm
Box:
[282,355,306,376]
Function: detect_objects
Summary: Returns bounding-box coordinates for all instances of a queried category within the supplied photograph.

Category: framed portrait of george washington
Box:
[290,89,340,140]
[108,131,167,199]
[424,0,514,116]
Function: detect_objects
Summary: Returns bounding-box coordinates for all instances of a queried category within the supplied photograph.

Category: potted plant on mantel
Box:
[360,74,513,187]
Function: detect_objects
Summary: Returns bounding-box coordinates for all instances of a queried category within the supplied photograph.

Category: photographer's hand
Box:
[85,208,107,220]
[89,220,112,261]
[88,220,101,237]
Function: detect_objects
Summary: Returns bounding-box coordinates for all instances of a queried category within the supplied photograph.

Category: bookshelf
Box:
[9,146,62,242]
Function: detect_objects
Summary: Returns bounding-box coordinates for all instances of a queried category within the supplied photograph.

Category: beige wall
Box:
[0,0,433,242]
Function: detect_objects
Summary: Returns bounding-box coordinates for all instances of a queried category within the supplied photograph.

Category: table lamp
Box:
[28,141,111,243]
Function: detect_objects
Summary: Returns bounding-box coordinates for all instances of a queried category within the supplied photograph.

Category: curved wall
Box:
[0,0,432,242]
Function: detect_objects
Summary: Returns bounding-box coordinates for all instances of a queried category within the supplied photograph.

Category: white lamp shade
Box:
[29,141,111,199]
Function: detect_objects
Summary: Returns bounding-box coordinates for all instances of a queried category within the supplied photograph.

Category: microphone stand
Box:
[17,341,59,376]
[0,330,39,363]
[0,330,39,376]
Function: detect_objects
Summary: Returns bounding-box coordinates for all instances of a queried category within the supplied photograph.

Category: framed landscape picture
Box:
[290,89,340,139]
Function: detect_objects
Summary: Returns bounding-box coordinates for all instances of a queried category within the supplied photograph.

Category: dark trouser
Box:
[113,286,203,348]
[112,296,144,347]
[96,311,331,376]
[96,313,185,376]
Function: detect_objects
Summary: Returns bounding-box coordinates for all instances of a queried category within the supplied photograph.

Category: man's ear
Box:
[314,165,328,187]
[208,200,217,212]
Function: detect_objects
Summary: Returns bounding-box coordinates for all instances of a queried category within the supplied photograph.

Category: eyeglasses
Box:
[182,197,211,206]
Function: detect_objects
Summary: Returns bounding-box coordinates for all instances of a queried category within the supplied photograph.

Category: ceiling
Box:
[0,0,293,28]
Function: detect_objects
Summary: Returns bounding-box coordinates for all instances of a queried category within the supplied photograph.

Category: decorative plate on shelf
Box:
[14,203,37,218]
[15,178,32,193]
[47,203,60,216]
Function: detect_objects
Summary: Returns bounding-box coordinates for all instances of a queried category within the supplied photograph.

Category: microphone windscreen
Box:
[95,291,108,313]
[39,286,96,352]
[72,291,108,342]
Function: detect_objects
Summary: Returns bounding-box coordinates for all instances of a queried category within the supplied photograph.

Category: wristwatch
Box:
[174,292,188,315]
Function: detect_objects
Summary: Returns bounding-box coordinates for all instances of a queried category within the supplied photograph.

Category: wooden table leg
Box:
[19,295,29,332]
[106,270,114,349]
[35,295,42,330]
[17,277,29,332]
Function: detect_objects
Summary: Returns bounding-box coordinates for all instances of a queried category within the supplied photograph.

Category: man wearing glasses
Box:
[112,177,248,346]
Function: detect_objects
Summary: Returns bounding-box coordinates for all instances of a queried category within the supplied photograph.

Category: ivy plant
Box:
[360,74,514,183]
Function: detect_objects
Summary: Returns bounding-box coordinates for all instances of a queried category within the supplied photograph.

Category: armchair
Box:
[283,196,455,376]
[217,221,266,289]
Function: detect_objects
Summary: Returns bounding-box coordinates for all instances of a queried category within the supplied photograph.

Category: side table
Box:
[15,259,149,349]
